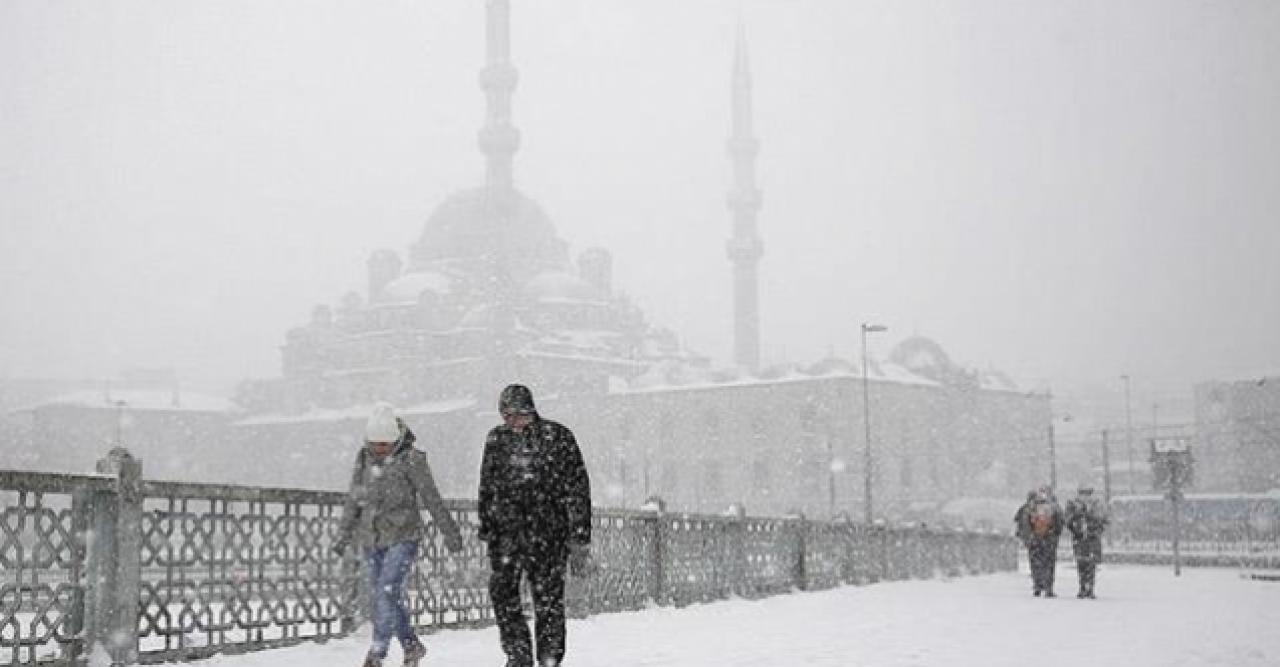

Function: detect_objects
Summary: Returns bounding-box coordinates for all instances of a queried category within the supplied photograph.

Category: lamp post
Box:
[112,400,128,446]
[1101,428,1112,504]
[1121,374,1134,495]
[861,322,887,524]
[1048,418,1057,491]
[1046,409,1072,492]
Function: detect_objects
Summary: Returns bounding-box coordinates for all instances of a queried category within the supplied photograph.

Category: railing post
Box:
[727,504,747,597]
[875,522,889,582]
[68,487,95,662]
[644,497,666,606]
[94,447,143,666]
[790,513,807,591]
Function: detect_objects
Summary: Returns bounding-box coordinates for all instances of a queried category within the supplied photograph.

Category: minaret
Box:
[479,0,521,195]
[726,25,764,371]
[479,0,521,387]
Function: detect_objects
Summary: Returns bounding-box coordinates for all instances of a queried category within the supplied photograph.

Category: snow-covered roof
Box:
[23,390,232,413]
[618,361,942,396]
[233,398,476,426]
[869,361,942,387]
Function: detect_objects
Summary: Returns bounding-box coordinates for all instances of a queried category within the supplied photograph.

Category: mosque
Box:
[230,0,1051,521]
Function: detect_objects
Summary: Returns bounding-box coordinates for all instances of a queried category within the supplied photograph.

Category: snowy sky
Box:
[2,0,1278,402]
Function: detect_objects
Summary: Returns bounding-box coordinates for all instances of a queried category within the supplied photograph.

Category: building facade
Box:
[1195,376,1280,492]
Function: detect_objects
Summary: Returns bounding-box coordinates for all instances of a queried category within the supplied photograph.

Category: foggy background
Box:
[3,0,1278,407]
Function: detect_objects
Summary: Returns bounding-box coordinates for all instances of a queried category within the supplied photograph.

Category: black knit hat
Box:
[498,384,537,415]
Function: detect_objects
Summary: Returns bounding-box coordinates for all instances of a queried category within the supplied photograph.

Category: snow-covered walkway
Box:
[197,565,1280,667]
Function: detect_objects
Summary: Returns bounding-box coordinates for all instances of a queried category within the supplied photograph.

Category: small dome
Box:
[523,271,606,304]
[889,336,955,373]
[889,336,977,387]
[383,271,453,302]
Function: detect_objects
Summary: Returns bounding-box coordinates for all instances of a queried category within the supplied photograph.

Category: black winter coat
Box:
[478,416,592,551]
[1065,496,1109,562]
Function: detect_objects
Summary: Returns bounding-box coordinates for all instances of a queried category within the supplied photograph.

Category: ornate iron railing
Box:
[1,451,1016,666]
[0,470,112,666]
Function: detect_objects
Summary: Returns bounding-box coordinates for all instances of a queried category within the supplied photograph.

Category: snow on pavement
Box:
[198,565,1280,666]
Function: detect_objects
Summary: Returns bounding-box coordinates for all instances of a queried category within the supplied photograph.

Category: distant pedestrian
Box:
[1017,486,1064,597]
[334,402,464,667]
[479,384,593,667]
[1064,483,1109,598]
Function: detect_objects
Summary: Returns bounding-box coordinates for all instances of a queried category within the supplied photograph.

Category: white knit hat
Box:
[365,402,401,443]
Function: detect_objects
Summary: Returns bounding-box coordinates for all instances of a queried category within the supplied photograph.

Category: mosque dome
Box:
[408,187,570,280]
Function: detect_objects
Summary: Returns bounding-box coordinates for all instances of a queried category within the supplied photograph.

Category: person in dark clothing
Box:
[335,402,464,667]
[1064,483,1109,598]
[1018,486,1064,597]
[479,384,592,667]
[1013,490,1036,547]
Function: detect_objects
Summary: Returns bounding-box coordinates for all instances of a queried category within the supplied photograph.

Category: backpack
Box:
[1029,502,1055,538]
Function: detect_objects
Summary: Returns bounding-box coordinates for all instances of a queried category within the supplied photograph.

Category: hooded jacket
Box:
[338,423,462,549]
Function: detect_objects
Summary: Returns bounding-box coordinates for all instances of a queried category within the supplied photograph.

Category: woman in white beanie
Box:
[335,402,464,667]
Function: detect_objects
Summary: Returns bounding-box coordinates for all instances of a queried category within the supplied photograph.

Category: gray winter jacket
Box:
[337,426,461,549]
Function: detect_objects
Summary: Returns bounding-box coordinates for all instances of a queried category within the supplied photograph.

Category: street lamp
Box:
[1047,411,1073,492]
[112,400,128,446]
[1121,374,1134,495]
[861,322,887,523]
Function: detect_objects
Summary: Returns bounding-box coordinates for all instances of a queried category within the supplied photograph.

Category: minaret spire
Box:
[479,0,521,193]
[479,0,522,390]
[727,23,763,371]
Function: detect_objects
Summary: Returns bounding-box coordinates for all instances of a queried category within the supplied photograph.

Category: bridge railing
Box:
[1,449,1015,666]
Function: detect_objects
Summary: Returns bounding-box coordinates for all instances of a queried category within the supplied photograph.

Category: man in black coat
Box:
[479,384,592,667]
[1064,483,1109,598]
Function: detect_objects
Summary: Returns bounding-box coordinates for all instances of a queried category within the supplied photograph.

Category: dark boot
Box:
[403,640,427,666]
[363,654,384,667]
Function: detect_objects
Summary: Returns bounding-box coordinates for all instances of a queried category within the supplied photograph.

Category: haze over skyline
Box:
[3,0,1278,407]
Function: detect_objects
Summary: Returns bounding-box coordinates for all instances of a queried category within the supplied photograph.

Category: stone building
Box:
[1194,376,1280,492]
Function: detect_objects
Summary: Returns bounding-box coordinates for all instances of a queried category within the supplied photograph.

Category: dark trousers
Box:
[489,539,569,665]
[1028,539,1058,593]
[1074,539,1102,594]
[1076,558,1097,593]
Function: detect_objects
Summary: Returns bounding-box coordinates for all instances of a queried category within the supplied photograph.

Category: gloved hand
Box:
[444,531,464,554]
[567,543,593,577]
[331,538,350,558]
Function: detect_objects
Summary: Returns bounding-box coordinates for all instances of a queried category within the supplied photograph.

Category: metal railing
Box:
[2,449,1016,666]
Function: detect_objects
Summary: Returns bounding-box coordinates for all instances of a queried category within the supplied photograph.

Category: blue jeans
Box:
[365,541,420,658]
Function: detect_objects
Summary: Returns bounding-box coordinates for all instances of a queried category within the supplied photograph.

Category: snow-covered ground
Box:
[191,565,1280,667]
